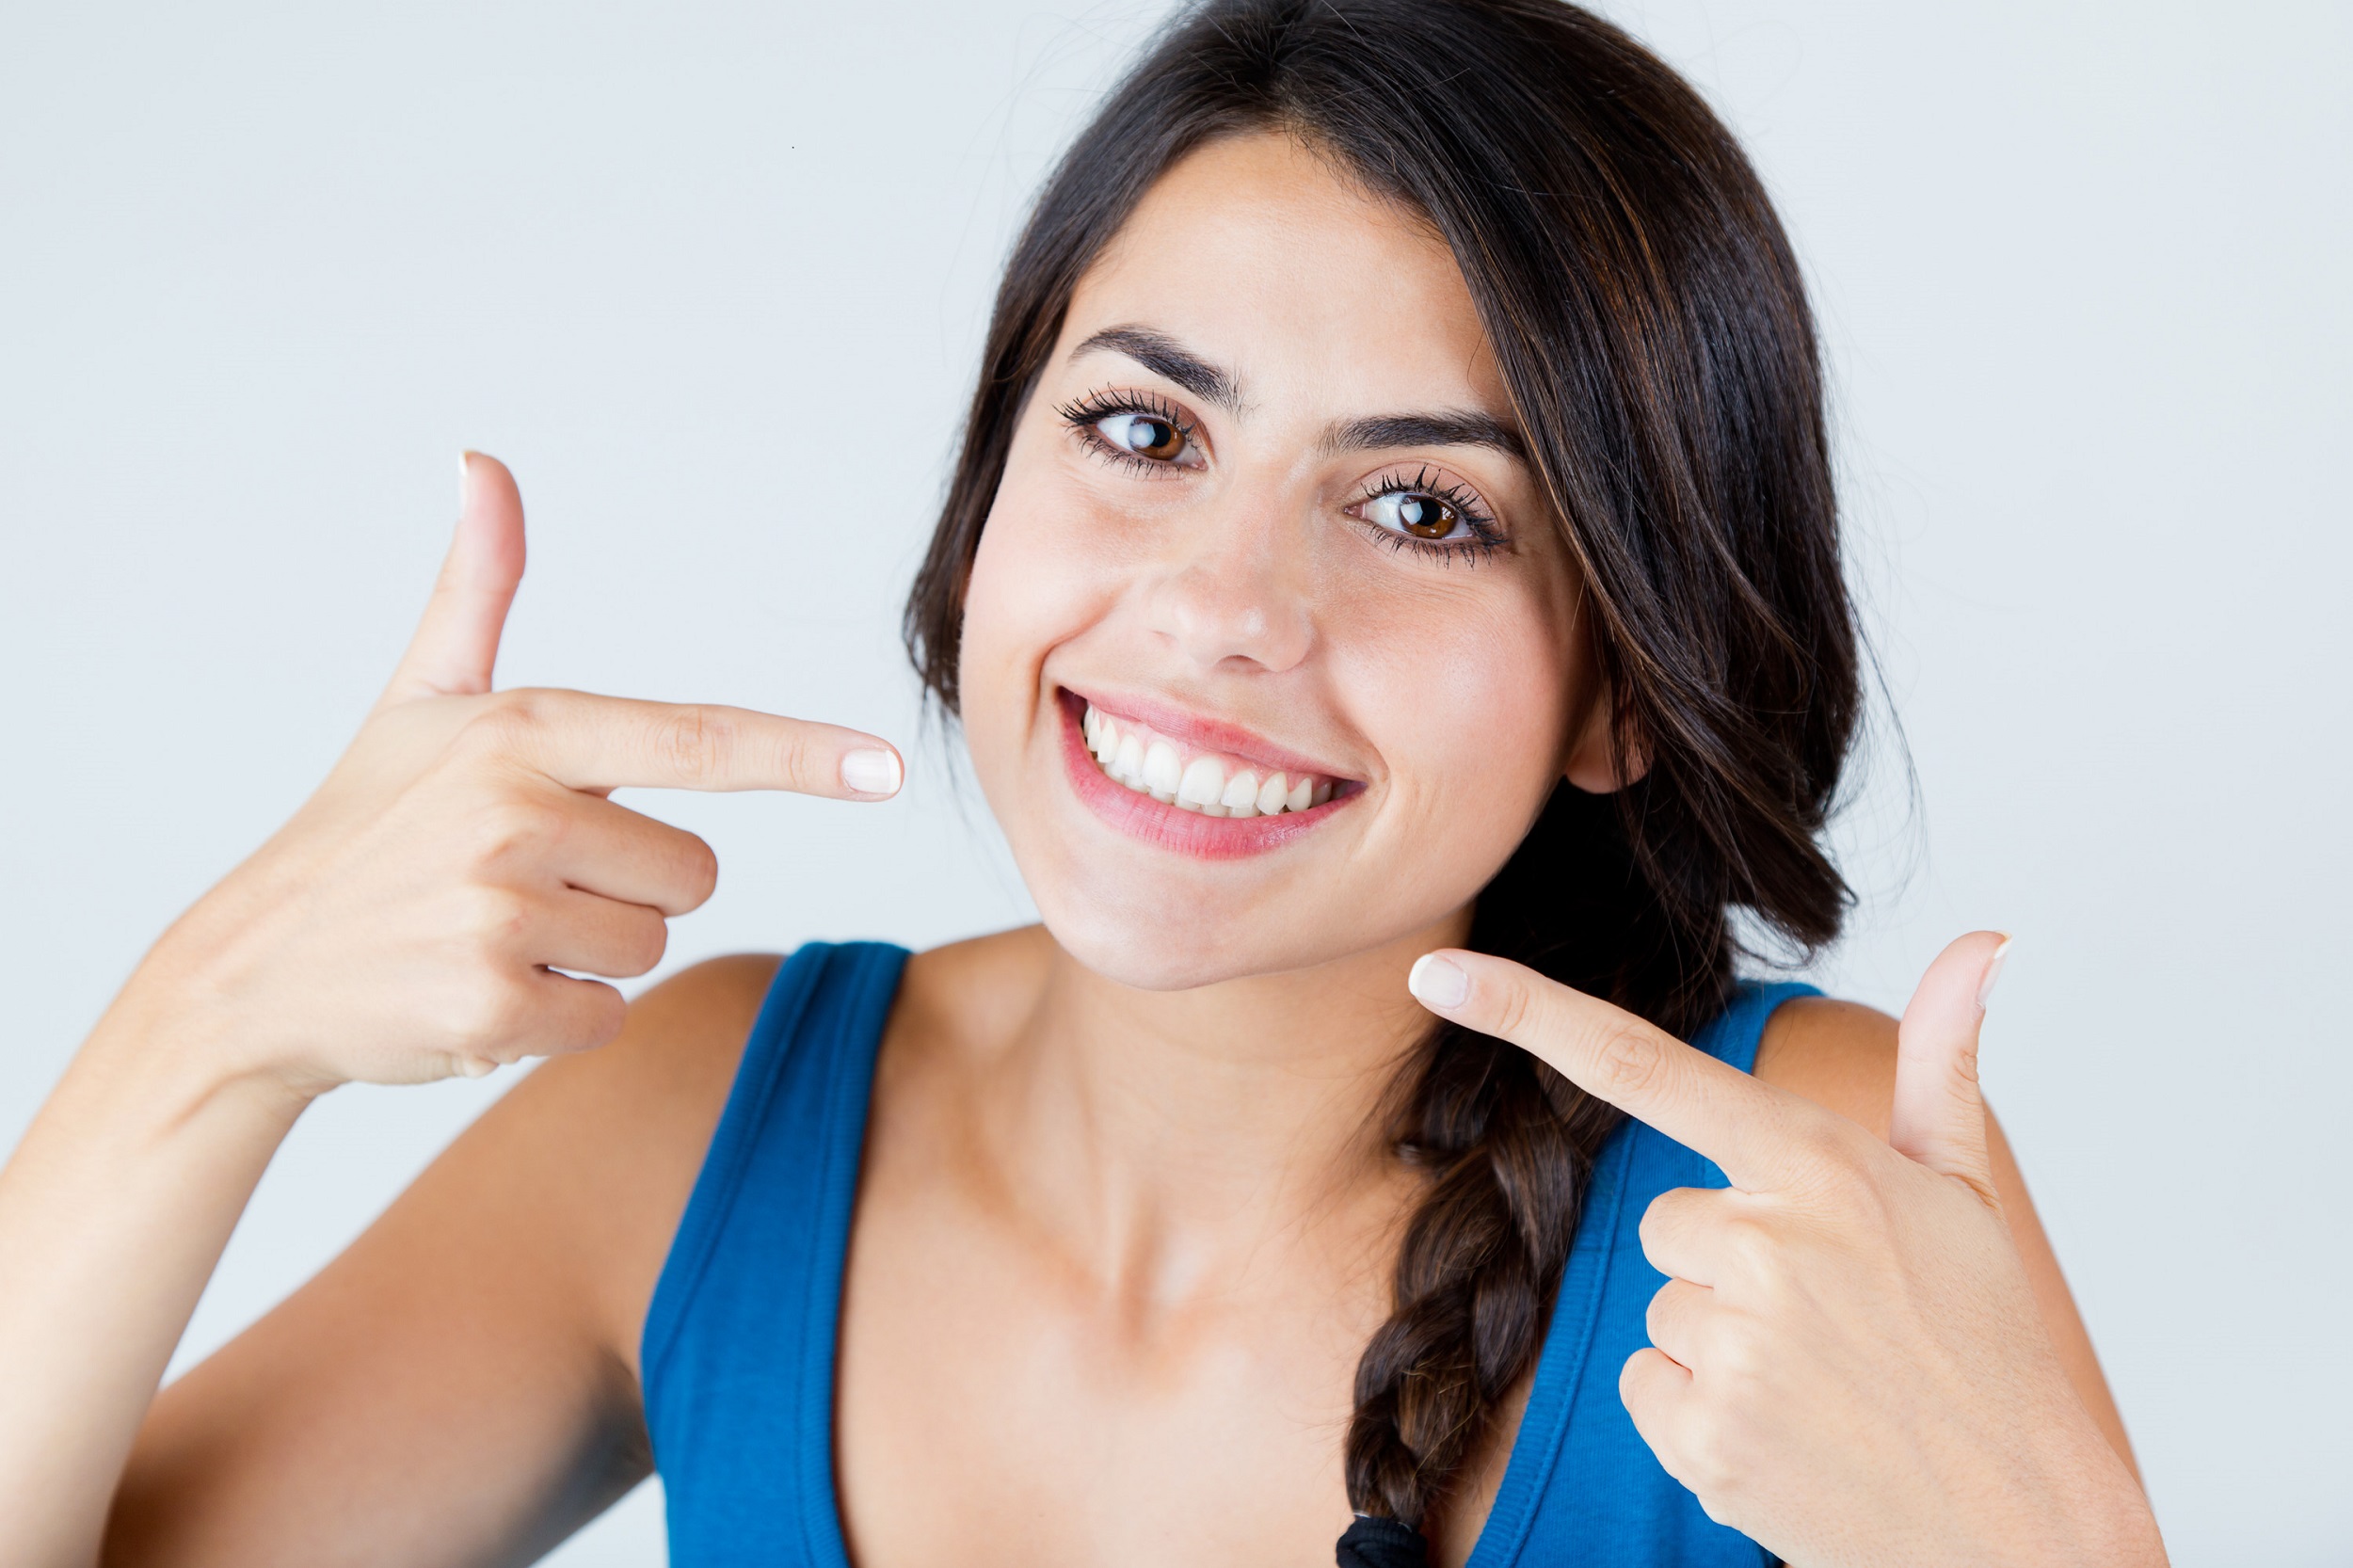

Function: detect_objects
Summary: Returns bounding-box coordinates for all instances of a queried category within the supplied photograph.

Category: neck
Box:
[965,910,1468,1304]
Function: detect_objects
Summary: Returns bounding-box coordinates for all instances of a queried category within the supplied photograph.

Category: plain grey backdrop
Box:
[3,1,2346,1562]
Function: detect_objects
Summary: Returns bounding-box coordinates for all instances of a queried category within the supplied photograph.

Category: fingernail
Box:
[1976,936,2014,1012]
[459,1056,495,1079]
[1408,952,1469,1010]
[840,747,903,797]
[457,449,472,505]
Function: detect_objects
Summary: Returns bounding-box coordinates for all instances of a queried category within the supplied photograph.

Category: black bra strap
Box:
[1336,1513,1430,1568]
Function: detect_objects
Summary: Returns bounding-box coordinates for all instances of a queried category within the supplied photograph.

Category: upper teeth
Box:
[1081,703,1334,817]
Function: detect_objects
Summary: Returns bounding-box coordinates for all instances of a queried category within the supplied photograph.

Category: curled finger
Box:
[1637,1185,1742,1287]
[548,792,721,917]
[532,888,671,979]
[1642,1277,1715,1370]
[1619,1345,1696,1471]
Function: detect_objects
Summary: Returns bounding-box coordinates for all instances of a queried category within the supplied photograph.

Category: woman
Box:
[0,1,2166,1564]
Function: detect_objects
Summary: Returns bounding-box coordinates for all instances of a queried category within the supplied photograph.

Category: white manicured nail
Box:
[1976,936,2013,1012]
[840,747,902,796]
[1408,953,1470,1011]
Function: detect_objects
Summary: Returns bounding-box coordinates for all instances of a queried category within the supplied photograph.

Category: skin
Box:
[0,133,2160,1568]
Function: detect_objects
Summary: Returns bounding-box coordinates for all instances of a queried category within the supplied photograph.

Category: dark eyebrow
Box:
[1068,325,1245,415]
[1066,324,1523,461]
[1322,412,1528,461]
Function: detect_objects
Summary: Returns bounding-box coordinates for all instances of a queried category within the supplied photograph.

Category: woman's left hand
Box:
[1404,934,2166,1568]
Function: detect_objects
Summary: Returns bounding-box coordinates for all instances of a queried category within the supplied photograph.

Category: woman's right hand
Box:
[113,451,904,1096]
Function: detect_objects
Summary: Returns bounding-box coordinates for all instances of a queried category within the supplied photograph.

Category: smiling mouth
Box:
[1078,700,1337,817]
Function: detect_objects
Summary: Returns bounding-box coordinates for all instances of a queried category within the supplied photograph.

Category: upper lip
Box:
[1064,686,1358,783]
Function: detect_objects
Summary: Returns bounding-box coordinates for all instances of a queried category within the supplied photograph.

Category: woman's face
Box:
[960,133,1596,991]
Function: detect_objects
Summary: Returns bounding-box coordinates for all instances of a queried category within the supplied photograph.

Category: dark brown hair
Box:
[904,0,1858,1553]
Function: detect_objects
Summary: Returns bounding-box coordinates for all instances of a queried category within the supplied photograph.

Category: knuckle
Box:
[1810,1113,1876,1170]
[492,686,552,721]
[1692,1469,1745,1528]
[1487,978,1533,1039]
[1718,1212,1782,1279]
[773,728,815,791]
[1639,1188,1699,1255]
[1708,1315,1770,1387]
[1589,1017,1668,1099]
[442,974,525,1054]
[456,885,533,949]
[655,707,732,786]
[449,699,540,771]
[472,796,566,866]
[1679,1412,1744,1498]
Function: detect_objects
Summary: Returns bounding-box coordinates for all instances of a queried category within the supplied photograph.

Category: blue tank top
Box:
[642,941,1817,1566]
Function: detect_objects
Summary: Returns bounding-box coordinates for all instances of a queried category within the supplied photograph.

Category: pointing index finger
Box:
[478,690,904,799]
[1407,949,1833,1191]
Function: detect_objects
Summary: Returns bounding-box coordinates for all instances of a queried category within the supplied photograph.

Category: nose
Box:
[1139,504,1315,674]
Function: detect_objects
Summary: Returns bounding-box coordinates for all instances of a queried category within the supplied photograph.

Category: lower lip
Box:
[1056,691,1353,861]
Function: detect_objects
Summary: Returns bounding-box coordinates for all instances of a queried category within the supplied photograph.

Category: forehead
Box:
[1066,133,1505,417]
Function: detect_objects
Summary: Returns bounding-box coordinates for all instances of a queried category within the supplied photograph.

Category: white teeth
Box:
[1142,740,1182,802]
[1176,756,1226,811]
[1080,703,1334,818]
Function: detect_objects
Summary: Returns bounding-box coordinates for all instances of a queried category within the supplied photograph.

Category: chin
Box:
[1028,881,1321,992]
[1022,847,1449,993]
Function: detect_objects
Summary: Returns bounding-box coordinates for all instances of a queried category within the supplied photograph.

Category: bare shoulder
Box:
[491,952,787,1369]
[1750,995,1899,1140]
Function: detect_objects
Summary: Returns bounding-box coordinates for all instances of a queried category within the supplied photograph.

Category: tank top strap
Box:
[642,940,907,1568]
[1689,978,1817,1074]
[1469,977,1820,1568]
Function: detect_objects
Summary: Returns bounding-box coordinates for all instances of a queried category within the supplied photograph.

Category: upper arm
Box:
[1752,998,2140,1482]
[104,954,780,1567]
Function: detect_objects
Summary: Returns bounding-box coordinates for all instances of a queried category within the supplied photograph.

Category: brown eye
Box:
[1395,494,1455,537]
[1353,483,1493,551]
[1096,411,1190,463]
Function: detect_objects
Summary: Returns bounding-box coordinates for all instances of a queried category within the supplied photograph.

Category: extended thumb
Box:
[1887,931,2009,1196]
[377,451,526,710]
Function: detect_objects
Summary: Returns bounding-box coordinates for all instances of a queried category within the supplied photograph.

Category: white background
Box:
[3,2,2346,1562]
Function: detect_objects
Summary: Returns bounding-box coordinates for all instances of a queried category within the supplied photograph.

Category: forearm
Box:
[0,999,312,1568]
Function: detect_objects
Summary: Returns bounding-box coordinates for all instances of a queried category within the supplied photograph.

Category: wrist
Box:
[79,978,328,1144]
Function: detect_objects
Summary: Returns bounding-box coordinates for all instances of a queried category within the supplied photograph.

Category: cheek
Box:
[955,444,1117,777]
[1346,581,1580,857]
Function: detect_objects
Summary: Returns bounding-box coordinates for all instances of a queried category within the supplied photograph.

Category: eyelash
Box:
[1354,464,1505,565]
[1053,389,1505,564]
[1056,388,1200,477]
